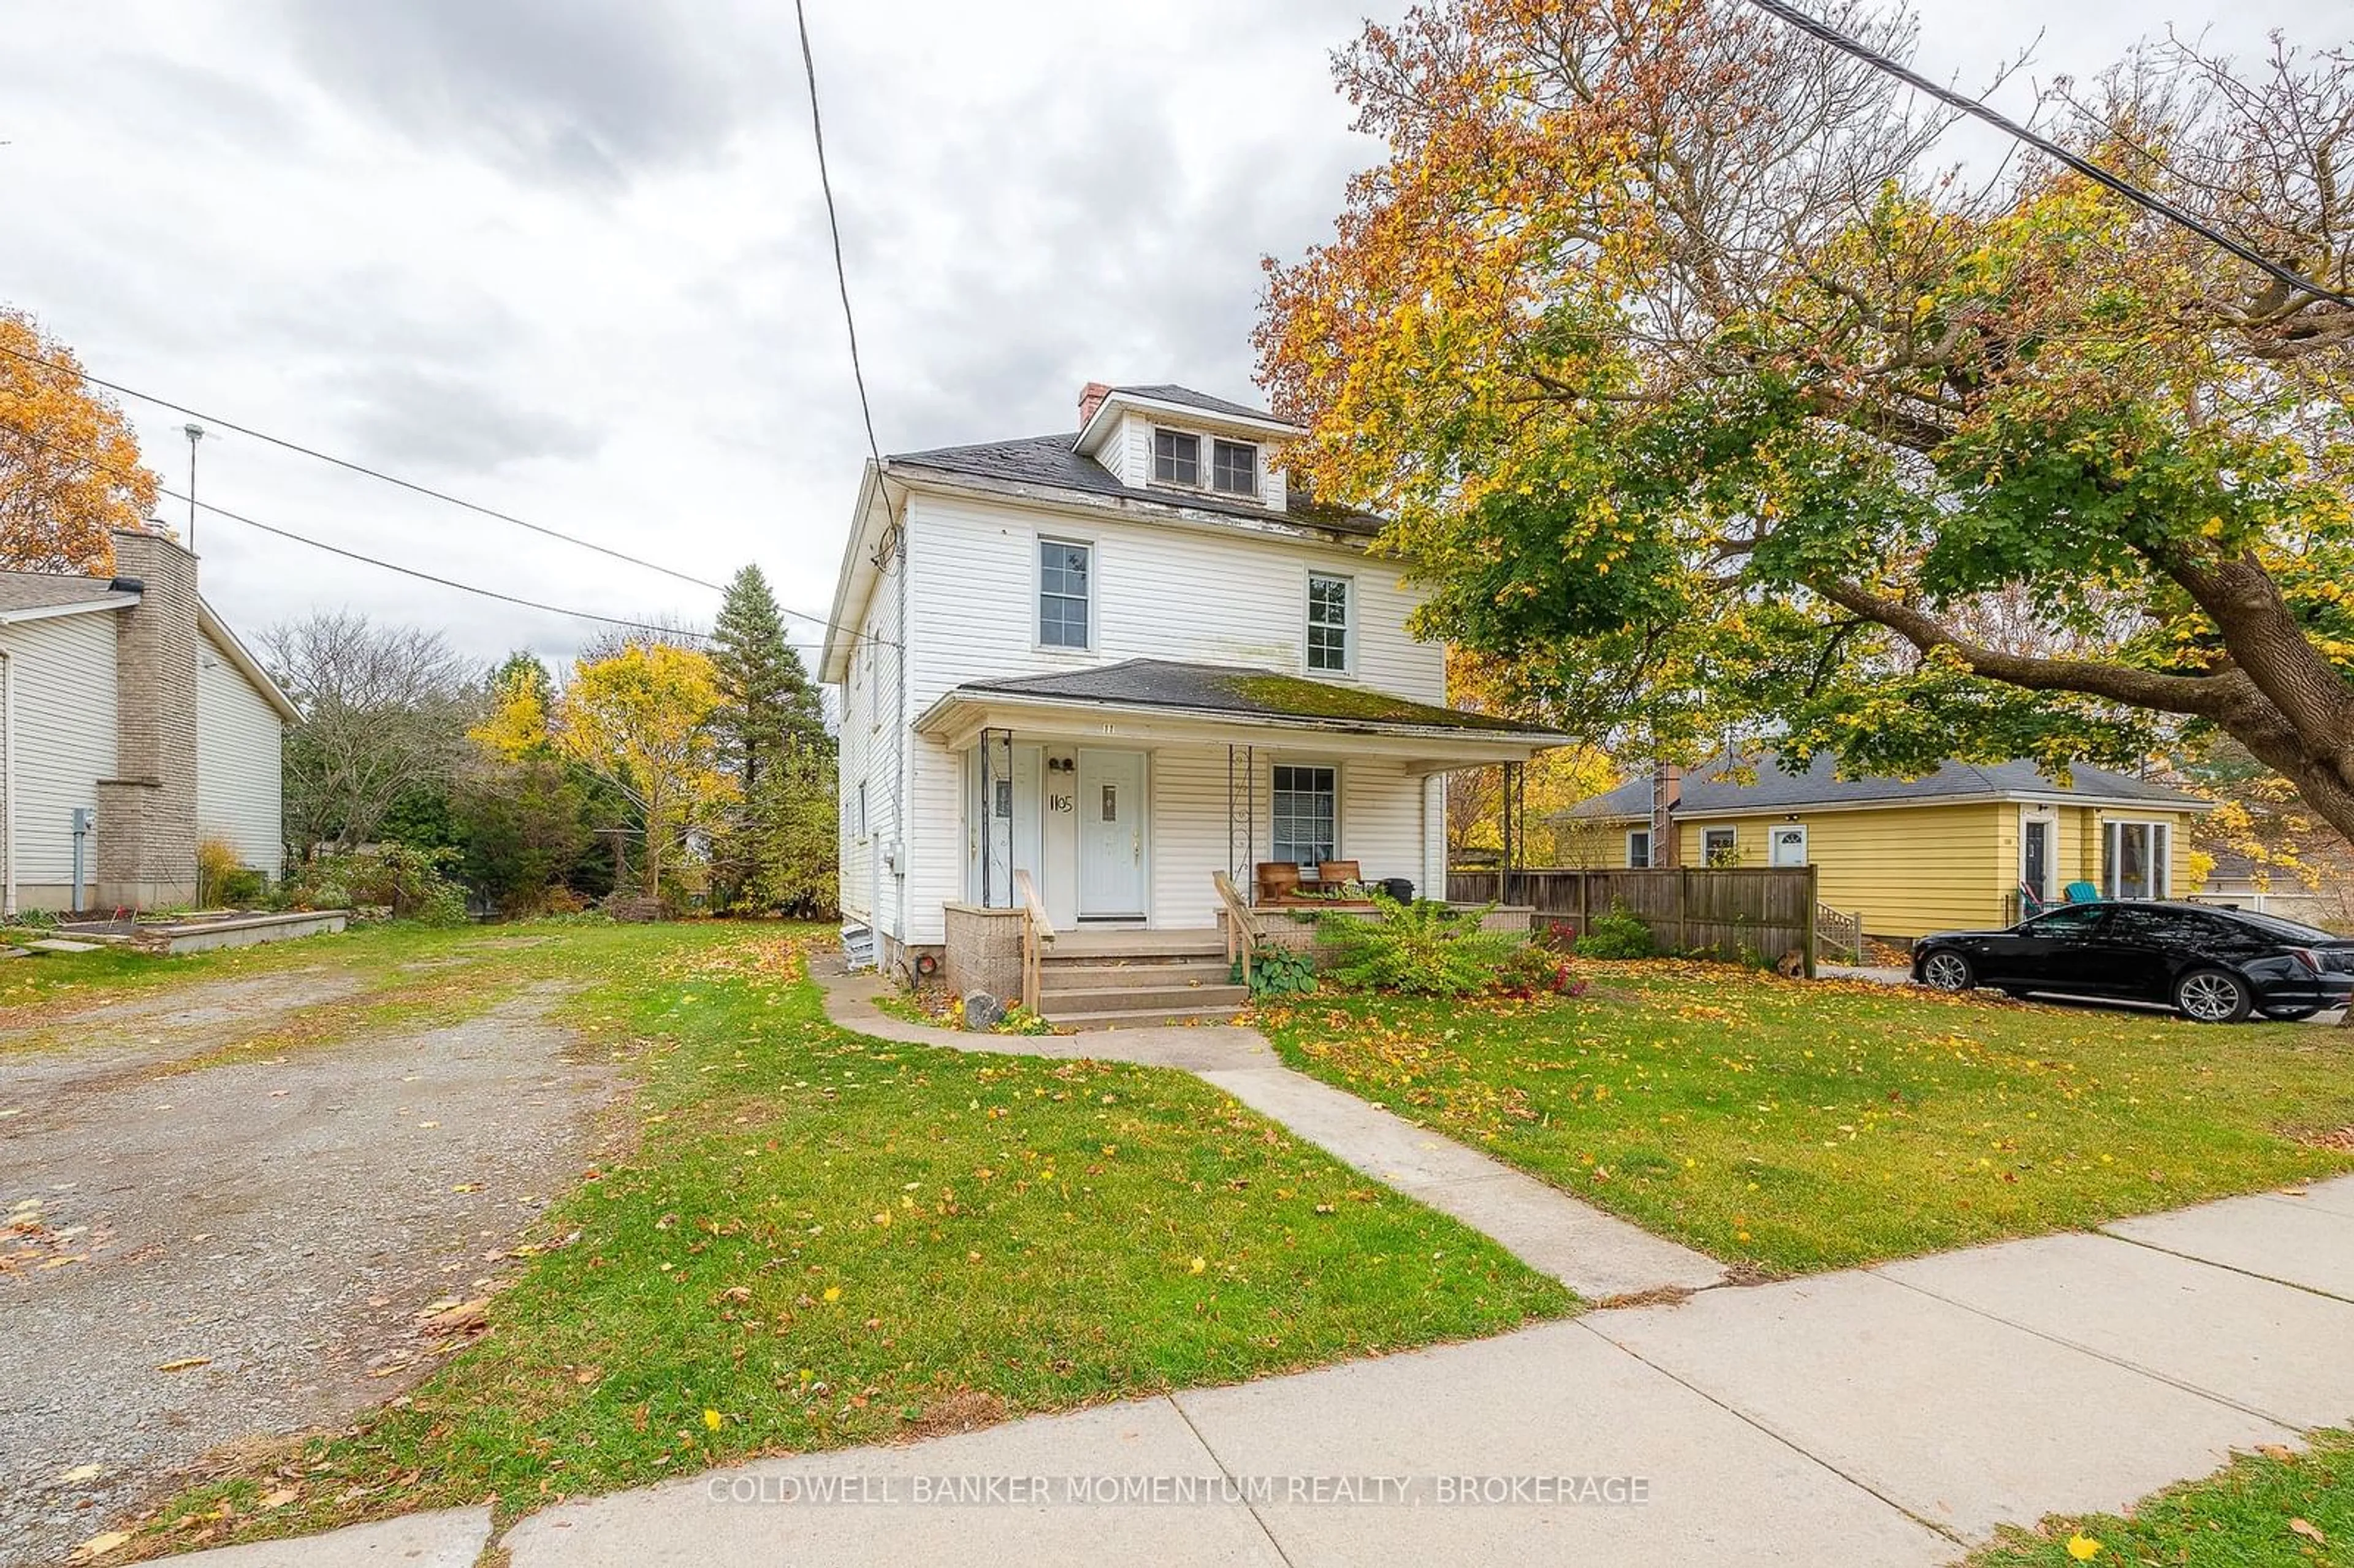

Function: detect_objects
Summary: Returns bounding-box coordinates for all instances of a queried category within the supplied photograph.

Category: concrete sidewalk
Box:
[240,1174,2344,1568]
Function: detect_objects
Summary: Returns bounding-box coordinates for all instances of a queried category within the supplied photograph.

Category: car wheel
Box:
[2174,968,2251,1024]
[1919,950,1975,992]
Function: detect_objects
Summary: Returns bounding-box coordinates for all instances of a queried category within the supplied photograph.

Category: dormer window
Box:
[1212,440,1258,496]
[1153,429,1198,485]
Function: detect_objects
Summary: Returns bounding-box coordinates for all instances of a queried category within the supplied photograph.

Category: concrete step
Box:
[1040,981,1248,1014]
[1045,1002,1247,1030]
[1041,959,1236,992]
[1047,929,1226,960]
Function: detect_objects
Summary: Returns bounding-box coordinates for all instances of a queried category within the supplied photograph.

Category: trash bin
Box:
[1379,877,1415,904]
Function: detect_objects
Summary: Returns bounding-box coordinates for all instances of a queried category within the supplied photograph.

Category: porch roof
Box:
[913,658,1566,767]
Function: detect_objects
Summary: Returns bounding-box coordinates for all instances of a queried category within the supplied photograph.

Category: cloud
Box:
[273,0,782,187]
[329,365,601,475]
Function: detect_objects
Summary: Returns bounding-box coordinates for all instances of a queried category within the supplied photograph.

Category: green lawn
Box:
[1257,961,2354,1274]
[113,923,1567,1555]
[1967,1428,2354,1566]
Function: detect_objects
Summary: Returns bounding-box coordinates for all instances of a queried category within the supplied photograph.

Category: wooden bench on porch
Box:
[1253,860,1378,909]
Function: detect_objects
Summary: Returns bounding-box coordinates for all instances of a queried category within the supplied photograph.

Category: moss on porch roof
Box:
[954,660,1562,737]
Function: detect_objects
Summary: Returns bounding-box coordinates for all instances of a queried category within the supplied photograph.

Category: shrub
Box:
[1316,896,1526,997]
[1236,942,1317,999]
[283,843,469,925]
[1493,942,1586,999]
[194,834,265,908]
[1574,904,1658,960]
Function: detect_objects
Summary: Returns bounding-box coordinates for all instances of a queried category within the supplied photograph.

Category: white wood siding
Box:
[837,536,908,935]
[2,611,116,895]
[902,490,1442,709]
[195,627,284,874]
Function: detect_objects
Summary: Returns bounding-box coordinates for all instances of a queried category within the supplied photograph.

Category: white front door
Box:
[1768,824,1808,867]
[1076,750,1147,919]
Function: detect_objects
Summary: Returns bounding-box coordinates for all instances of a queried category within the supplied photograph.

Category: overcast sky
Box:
[3,0,2342,676]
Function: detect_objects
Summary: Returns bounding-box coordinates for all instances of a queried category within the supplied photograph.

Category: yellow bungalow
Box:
[1553,753,2214,942]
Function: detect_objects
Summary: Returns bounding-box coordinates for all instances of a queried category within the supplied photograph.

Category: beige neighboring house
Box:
[0,528,297,914]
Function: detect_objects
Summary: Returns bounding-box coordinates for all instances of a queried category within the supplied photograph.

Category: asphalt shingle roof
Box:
[1563,751,2208,820]
[956,659,1561,737]
[885,383,1380,538]
[0,571,128,614]
[1110,384,1286,423]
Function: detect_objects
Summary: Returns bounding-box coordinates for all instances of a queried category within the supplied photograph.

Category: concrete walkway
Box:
[815,962,1723,1301]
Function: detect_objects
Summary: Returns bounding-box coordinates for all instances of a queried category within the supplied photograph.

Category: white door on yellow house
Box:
[1076,750,1147,920]
[1768,824,1808,867]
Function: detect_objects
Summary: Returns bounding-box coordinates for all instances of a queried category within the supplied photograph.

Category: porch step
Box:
[1040,979,1249,1016]
[1041,958,1236,992]
[1045,1002,1247,1030]
[1045,928,1227,961]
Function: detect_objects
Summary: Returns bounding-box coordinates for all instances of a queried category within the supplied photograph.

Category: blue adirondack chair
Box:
[2063,880,2101,904]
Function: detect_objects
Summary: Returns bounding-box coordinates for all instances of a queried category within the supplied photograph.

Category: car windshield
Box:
[2202,905,2337,943]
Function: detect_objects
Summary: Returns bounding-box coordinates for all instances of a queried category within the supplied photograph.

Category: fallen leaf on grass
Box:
[260,1486,299,1509]
[154,1357,211,1373]
[2257,1442,2296,1460]
[2290,1518,2326,1544]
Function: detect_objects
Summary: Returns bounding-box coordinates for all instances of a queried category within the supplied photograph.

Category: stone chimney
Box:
[97,528,201,909]
[1076,381,1113,428]
[1650,762,1682,869]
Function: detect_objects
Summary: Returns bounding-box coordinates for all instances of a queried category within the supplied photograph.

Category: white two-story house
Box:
[820,382,1560,1018]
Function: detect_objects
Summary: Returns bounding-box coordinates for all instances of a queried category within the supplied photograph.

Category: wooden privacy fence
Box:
[1447,866,1820,976]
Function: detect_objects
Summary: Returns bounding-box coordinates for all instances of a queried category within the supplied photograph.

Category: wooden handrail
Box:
[1013,869,1053,1014]
[1212,870,1260,991]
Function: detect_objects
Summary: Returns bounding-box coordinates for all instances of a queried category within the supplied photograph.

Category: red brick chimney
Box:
[1076,381,1113,428]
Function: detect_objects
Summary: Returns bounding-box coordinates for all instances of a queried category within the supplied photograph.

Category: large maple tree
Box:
[1259,0,2354,843]
[0,308,158,573]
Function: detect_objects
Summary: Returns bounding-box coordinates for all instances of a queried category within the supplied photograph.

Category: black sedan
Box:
[1911,900,2354,1023]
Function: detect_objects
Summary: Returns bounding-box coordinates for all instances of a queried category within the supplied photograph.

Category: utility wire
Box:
[0,340,896,648]
[0,337,725,593]
[0,415,710,640]
[1740,0,2354,308]
[793,0,885,468]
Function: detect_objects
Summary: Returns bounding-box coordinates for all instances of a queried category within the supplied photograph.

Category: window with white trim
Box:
[1701,826,1738,866]
[2103,820,2170,900]
[1037,539,1091,649]
[1211,438,1258,495]
[1306,573,1351,672]
[1271,765,1338,866]
[1152,429,1198,485]
[1627,828,1653,869]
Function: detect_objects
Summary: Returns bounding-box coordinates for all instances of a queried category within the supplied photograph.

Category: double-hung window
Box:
[1701,826,1738,866]
[1211,439,1257,495]
[1153,429,1199,485]
[1271,764,1338,867]
[1306,573,1351,672]
[1038,539,1091,649]
[1626,829,1653,869]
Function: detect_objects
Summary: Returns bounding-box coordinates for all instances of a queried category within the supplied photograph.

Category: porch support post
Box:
[979,728,994,908]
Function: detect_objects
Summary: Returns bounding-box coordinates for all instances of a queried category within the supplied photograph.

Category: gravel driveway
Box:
[0,961,628,1567]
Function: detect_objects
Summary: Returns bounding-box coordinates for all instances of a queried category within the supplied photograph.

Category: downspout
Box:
[1,650,13,921]
[891,487,912,972]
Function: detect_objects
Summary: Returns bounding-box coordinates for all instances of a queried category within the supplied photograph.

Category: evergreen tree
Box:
[709,565,837,913]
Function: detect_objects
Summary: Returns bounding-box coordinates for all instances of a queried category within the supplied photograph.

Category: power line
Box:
[0,337,728,593]
[0,341,896,647]
[0,414,709,639]
[793,0,884,467]
[1740,0,2354,308]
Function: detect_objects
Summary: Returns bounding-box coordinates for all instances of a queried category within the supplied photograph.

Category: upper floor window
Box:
[1153,429,1198,485]
[1306,573,1350,672]
[1211,439,1257,495]
[1038,538,1092,649]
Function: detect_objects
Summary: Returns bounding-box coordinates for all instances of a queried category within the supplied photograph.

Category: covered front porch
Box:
[911,660,1561,1022]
